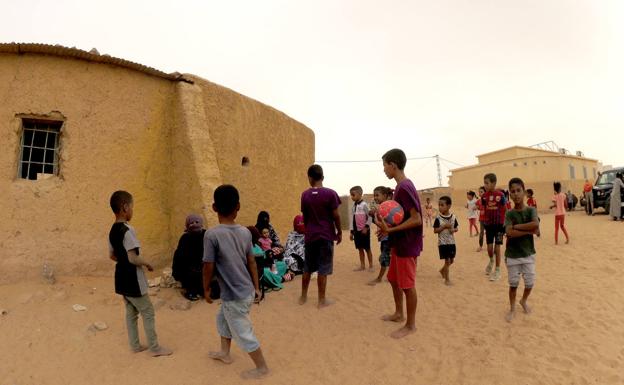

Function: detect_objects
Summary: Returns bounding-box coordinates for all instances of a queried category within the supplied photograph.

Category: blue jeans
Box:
[216,296,260,353]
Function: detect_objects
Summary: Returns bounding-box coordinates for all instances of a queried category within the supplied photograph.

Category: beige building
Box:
[448,146,600,211]
[0,43,314,283]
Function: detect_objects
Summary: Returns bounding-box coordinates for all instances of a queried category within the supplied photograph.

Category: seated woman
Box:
[255,211,284,258]
[284,214,306,274]
[172,214,219,301]
[247,226,291,295]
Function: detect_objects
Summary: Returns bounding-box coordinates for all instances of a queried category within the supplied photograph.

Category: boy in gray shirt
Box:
[203,184,269,379]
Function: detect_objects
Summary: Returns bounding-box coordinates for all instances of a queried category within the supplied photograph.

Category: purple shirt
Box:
[390,179,423,257]
[301,187,341,244]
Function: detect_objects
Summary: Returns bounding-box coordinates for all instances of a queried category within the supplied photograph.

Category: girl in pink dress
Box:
[549,182,570,245]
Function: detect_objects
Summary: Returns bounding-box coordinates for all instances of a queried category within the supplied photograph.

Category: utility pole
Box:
[435,154,442,187]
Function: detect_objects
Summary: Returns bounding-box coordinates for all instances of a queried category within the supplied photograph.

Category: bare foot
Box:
[519,299,531,314]
[381,313,405,322]
[209,351,233,364]
[353,267,365,272]
[505,310,515,322]
[368,267,375,272]
[132,345,148,353]
[565,239,569,244]
[241,367,269,380]
[298,295,307,305]
[150,346,173,357]
[476,247,482,252]
[318,298,335,309]
[367,279,381,286]
[444,280,453,286]
[390,325,416,339]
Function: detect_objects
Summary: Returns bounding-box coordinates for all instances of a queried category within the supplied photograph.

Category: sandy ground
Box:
[1,210,623,385]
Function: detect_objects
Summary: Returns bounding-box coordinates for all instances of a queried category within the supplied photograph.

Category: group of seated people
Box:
[172,211,306,301]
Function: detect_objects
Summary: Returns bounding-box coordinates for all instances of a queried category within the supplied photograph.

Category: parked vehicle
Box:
[592,167,624,213]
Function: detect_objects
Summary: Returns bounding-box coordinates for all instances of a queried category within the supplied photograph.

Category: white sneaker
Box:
[489,269,501,281]
[485,261,493,275]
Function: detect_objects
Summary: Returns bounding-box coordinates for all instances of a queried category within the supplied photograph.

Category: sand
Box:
[1,210,623,385]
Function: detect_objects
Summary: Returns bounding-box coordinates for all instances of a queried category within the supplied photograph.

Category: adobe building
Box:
[0,43,314,283]
[448,146,600,211]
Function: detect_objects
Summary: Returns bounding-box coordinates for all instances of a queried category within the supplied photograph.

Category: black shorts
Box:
[484,224,505,245]
[304,240,334,275]
[353,229,371,250]
[438,244,456,260]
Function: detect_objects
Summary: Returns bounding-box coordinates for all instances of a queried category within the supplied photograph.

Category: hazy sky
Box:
[3,0,623,194]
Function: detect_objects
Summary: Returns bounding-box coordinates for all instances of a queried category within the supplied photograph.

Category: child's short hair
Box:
[261,227,270,234]
[350,186,363,194]
[213,184,239,216]
[382,149,407,170]
[553,181,562,193]
[508,177,525,190]
[439,196,452,205]
[467,191,476,198]
[479,186,486,193]
[373,186,393,198]
[110,190,133,214]
[307,164,324,181]
[484,173,497,183]
[526,188,534,195]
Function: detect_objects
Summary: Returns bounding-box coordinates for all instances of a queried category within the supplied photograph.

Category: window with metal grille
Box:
[18,119,62,180]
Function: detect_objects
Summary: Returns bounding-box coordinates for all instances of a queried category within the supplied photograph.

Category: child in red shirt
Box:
[482,173,507,281]
[526,189,541,237]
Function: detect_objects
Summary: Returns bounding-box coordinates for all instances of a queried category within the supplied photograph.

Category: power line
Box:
[439,157,464,167]
[316,155,436,164]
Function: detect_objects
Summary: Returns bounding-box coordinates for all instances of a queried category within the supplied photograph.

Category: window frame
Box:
[17,118,63,181]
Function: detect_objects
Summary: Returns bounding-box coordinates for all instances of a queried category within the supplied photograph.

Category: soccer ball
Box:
[378,200,405,227]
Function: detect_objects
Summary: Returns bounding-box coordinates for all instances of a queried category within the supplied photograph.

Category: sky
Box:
[3,0,623,194]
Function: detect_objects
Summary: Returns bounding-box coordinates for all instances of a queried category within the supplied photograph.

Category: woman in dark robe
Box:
[172,214,213,301]
[255,211,284,258]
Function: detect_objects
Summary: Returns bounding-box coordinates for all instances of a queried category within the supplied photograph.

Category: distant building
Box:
[448,146,600,211]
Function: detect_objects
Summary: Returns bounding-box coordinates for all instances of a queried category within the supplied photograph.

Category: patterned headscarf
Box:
[185,214,204,233]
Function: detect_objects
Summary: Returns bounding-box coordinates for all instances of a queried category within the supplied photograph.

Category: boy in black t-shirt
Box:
[108,191,172,357]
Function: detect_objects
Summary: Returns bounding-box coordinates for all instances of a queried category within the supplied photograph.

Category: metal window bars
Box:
[18,120,62,180]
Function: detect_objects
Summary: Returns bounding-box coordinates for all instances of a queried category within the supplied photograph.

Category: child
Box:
[566,190,575,211]
[375,149,423,339]
[108,191,172,357]
[526,189,541,238]
[434,196,459,286]
[202,184,268,379]
[482,173,507,282]
[466,191,479,237]
[424,198,434,227]
[504,190,513,210]
[368,186,393,286]
[299,165,342,308]
[349,185,374,271]
[504,178,539,322]
[259,228,273,251]
[476,186,486,252]
[549,182,570,245]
